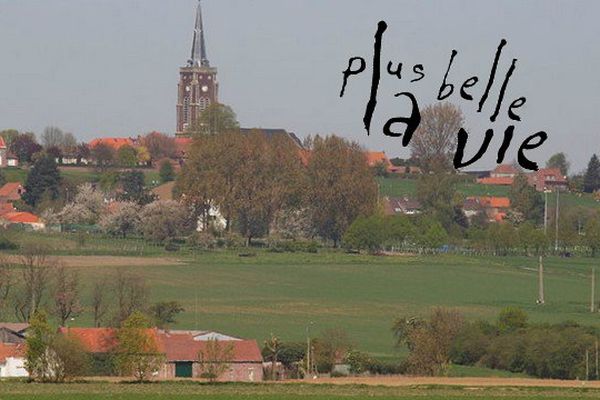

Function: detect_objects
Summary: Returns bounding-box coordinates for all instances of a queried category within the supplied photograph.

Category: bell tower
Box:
[176,0,218,136]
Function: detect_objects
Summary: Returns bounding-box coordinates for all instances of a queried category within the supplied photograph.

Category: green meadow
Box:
[4,232,598,360]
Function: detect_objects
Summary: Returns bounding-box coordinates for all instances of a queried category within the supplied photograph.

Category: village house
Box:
[527,168,568,192]
[0,182,25,204]
[0,342,27,378]
[0,211,45,231]
[464,196,511,223]
[383,197,422,216]
[477,164,519,186]
[58,327,263,381]
[0,323,28,344]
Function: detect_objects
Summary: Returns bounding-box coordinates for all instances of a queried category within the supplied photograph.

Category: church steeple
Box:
[189,0,209,67]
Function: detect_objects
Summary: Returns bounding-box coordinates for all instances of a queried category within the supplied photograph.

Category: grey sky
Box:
[0,0,598,171]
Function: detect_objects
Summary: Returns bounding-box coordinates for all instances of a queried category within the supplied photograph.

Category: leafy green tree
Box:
[384,215,415,246]
[159,159,175,183]
[198,338,235,382]
[115,311,164,382]
[91,142,115,169]
[307,135,378,246]
[0,168,6,187]
[50,333,91,381]
[518,223,548,256]
[546,152,570,176]
[119,171,155,205]
[583,215,600,257]
[497,306,528,333]
[25,311,55,381]
[343,215,385,252]
[22,153,62,207]
[263,333,281,380]
[192,103,240,136]
[583,154,600,193]
[416,174,461,231]
[117,145,138,168]
[509,174,544,224]
[149,301,184,328]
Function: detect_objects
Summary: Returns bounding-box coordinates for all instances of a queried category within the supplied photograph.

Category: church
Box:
[175,1,302,147]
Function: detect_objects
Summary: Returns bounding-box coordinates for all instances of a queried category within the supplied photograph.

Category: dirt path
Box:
[307,376,600,388]
[3,255,184,268]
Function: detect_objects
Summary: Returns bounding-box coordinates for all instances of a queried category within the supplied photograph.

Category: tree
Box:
[410,102,464,173]
[91,143,115,169]
[119,171,155,205]
[99,201,141,238]
[137,200,191,243]
[0,257,12,316]
[583,154,600,193]
[583,215,600,257]
[546,152,570,176]
[25,311,55,381]
[52,266,81,326]
[198,338,235,382]
[509,174,544,224]
[0,168,5,189]
[312,328,351,373]
[22,153,62,207]
[75,142,90,164]
[10,133,42,164]
[57,183,105,225]
[149,301,184,329]
[263,334,281,380]
[343,215,386,252]
[13,245,56,321]
[0,129,19,146]
[141,132,177,161]
[91,279,109,327]
[307,135,378,246]
[117,144,138,168]
[115,311,164,382]
[416,174,461,231]
[394,308,464,376]
[50,333,90,381]
[497,306,528,333]
[159,159,175,183]
[112,270,149,325]
[41,126,65,148]
[192,103,239,136]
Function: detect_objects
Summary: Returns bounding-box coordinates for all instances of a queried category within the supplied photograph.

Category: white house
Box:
[0,343,28,378]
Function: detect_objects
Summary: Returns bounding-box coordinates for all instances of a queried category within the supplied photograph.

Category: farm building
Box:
[0,323,28,344]
[0,342,27,378]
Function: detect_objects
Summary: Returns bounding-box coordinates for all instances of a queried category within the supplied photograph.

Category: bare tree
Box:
[53,266,82,326]
[0,257,12,315]
[112,270,149,326]
[410,103,464,173]
[14,245,56,322]
[91,279,109,327]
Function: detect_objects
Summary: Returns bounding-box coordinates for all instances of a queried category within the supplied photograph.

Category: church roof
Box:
[189,1,210,67]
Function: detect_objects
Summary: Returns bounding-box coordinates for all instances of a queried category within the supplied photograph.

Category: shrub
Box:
[0,237,19,250]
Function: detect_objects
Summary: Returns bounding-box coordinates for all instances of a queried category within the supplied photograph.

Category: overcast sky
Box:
[0,0,598,171]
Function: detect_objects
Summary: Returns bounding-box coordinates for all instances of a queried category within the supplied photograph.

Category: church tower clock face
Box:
[201,85,208,93]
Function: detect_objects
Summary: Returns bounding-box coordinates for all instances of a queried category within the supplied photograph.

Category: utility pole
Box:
[544,189,548,235]
[596,340,599,380]
[586,349,590,381]
[592,267,596,313]
[306,321,314,378]
[555,189,560,252]
[537,255,545,305]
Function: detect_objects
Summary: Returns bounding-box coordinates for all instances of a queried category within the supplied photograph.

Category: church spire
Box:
[189,0,209,67]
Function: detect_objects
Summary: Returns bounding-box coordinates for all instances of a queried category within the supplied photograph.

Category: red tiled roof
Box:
[477,176,514,186]
[2,211,40,224]
[492,164,518,175]
[365,151,391,167]
[0,203,16,215]
[159,333,262,363]
[89,138,134,150]
[0,136,6,149]
[0,183,24,200]
[58,327,119,353]
[0,342,25,363]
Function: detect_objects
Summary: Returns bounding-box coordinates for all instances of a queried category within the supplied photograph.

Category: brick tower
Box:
[176,0,218,136]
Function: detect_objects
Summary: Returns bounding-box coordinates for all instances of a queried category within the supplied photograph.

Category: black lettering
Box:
[478,39,507,113]
[363,21,387,136]
[382,92,421,147]
[438,50,457,100]
[496,125,514,163]
[340,57,366,97]
[453,128,494,169]
[518,131,548,171]
[508,97,527,121]
[490,58,517,122]
[411,64,425,82]
[387,61,403,79]
[460,76,478,101]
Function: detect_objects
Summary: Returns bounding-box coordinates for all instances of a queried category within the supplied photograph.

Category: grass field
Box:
[2,167,160,187]
[3,232,599,360]
[1,381,600,400]
[377,177,600,209]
